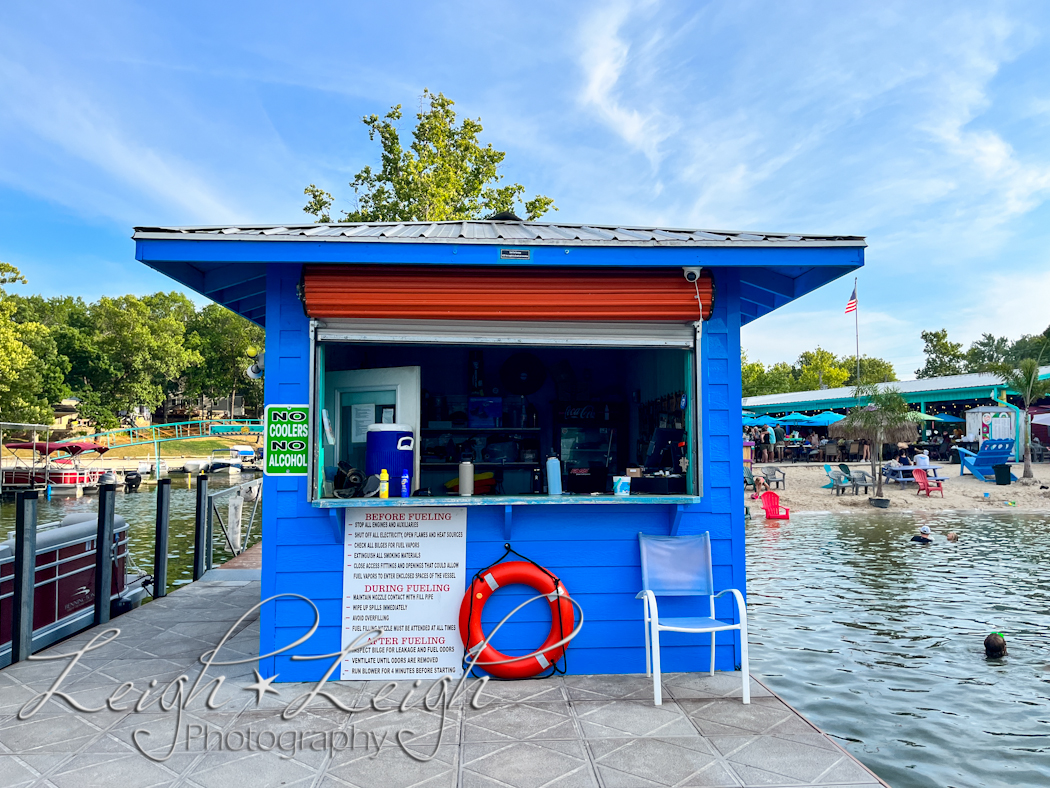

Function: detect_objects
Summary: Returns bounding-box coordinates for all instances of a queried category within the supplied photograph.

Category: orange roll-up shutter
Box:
[301,265,712,321]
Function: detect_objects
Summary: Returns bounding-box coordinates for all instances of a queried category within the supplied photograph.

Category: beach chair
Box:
[636,532,749,706]
[912,467,943,498]
[823,444,840,462]
[762,466,786,490]
[837,463,853,481]
[821,464,835,489]
[851,469,874,495]
[956,439,1017,482]
[829,470,853,496]
[743,465,758,491]
[848,441,861,461]
[760,490,789,519]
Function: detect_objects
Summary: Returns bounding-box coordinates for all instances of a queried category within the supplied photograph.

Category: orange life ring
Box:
[459,561,574,679]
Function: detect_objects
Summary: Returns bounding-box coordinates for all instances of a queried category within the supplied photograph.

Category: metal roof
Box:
[742,367,1050,411]
[132,220,866,248]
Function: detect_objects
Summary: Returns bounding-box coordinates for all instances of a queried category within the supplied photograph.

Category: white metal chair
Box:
[636,532,749,705]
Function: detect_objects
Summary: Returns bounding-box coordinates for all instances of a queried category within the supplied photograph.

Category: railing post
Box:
[94,483,117,626]
[153,478,172,598]
[11,491,38,663]
[193,474,209,580]
[206,491,215,571]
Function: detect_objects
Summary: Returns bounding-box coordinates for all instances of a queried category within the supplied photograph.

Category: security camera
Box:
[683,267,703,283]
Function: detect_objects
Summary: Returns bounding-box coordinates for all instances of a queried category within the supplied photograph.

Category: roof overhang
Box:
[133,222,865,327]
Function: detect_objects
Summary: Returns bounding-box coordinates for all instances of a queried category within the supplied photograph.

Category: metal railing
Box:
[192,475,262,581]
[6,474,263,666]
[69,419,262,449]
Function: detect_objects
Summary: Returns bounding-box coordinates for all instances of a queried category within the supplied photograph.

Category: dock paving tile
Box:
[587,736,738,788]
[0,753,48,788]
[573,699,699,740]
[0,709,111,753]
[180,749,317,788]
[564,674,664,702]
[706,735,851,786]
[469,677,567,705]
[664,673,773,702]
[461,739,596,788]
[46,751,185,788]
[678,698,819,738]
[464,700,576,742]
[326,737,458,788]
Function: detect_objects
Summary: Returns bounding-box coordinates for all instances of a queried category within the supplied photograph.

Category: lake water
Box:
[0,475,260,595]
[747,510,1050,788]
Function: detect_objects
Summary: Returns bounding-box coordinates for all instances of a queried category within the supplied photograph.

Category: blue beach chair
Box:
[636,532,750,706]
[956,439,1018,482]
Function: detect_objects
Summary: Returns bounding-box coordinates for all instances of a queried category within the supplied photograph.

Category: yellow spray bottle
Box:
[379,469,389,499]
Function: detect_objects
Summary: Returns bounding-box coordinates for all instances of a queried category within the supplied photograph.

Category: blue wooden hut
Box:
[134,219,864,682]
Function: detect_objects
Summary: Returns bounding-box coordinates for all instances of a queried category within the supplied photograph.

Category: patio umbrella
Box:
[806,412,846,426]
[937,414,965,423]
[780,413,814,425]
[1033,413,1050,426]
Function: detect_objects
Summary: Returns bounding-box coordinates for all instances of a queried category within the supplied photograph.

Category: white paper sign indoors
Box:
[341,508,467,680]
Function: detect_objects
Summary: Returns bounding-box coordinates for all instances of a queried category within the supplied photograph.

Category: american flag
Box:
[845,285,857,314]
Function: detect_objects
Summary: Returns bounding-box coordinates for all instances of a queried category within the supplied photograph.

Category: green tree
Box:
[829,385,924,499]
[1007,325,1050,365]
[184,304,265,417]
[89,293,202,418]
[840,355,897,386]
[741,353,796,397]
[0,265,69,424]
[793,347,849,391]
[915,329,966,379]
[995,352,1050,479]
[304,90,556,223]
[965,333,1011,372]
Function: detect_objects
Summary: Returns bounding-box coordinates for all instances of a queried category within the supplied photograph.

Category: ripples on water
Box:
[747,510,1050,788]
[0,475,259,594]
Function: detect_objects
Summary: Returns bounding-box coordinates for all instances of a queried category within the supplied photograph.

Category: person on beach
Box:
[751,475,769,498]
[984,632,1007,658]
[915,449,930,467]
[897,450,912,466]
[911,525,933,544]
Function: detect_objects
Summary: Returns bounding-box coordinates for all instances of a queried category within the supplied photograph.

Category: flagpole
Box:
[854,277,860,385]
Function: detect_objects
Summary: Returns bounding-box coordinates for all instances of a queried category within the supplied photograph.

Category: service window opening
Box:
[312,341,697,501]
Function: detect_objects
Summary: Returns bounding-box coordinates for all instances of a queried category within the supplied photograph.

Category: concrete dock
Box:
[0,573,888,788]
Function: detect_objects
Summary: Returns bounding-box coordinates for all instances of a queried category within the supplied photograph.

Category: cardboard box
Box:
[626,467,643,477]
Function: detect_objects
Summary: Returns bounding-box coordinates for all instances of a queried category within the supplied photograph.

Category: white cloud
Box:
[577,0,678,165]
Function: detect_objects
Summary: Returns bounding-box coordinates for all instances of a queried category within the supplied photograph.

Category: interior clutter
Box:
[319,344,692,499]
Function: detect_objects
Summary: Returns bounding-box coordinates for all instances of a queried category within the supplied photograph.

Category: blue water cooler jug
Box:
[365,424,414,489]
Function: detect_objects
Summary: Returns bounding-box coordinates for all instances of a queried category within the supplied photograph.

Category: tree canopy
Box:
[3,277,264,430]
[741,348,897,397]
[303,90,556,224]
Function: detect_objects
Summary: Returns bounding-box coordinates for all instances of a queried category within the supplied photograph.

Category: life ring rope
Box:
[459,544,577,680]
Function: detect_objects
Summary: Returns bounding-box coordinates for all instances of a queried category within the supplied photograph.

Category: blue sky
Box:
[2,1,1049,378]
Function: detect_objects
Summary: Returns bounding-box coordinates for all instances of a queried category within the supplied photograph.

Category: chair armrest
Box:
[714,588,748,620]
[636,589,659,621]
[955,448,977,460]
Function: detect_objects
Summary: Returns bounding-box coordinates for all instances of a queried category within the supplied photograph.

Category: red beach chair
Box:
[760,491,790,520]
[912,467,943,498]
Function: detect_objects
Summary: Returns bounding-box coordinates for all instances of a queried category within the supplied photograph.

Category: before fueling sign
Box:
[263,404,309,475]
[341,508,468,681]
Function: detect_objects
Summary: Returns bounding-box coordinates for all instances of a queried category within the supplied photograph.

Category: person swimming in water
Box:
[911,525,933,544]
[984,632,1007,658]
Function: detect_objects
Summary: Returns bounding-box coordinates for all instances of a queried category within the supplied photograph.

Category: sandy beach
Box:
[747,460,1050,513]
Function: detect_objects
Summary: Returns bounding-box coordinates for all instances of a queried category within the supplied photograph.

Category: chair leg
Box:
[709,631,715,675]
[642,605,652,678]
[650,621,663,706]
[739,621,750,705]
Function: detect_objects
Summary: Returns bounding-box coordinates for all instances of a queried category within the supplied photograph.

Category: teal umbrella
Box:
[807,411,846,426]
[780,412,815,425]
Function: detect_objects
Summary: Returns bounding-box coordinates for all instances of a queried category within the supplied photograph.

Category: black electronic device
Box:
[644,428,685,470]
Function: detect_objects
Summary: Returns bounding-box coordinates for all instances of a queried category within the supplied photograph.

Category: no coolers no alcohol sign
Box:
[263,404,309,475]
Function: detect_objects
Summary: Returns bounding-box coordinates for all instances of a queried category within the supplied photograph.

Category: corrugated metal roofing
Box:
[132,220,866,248]
[742,366,1050,409]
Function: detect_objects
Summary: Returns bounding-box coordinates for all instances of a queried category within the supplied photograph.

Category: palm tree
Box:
[995,353,1050,479]
[829,385,924,499]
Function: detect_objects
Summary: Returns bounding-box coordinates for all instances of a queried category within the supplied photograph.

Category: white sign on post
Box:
[341,508,468,681]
